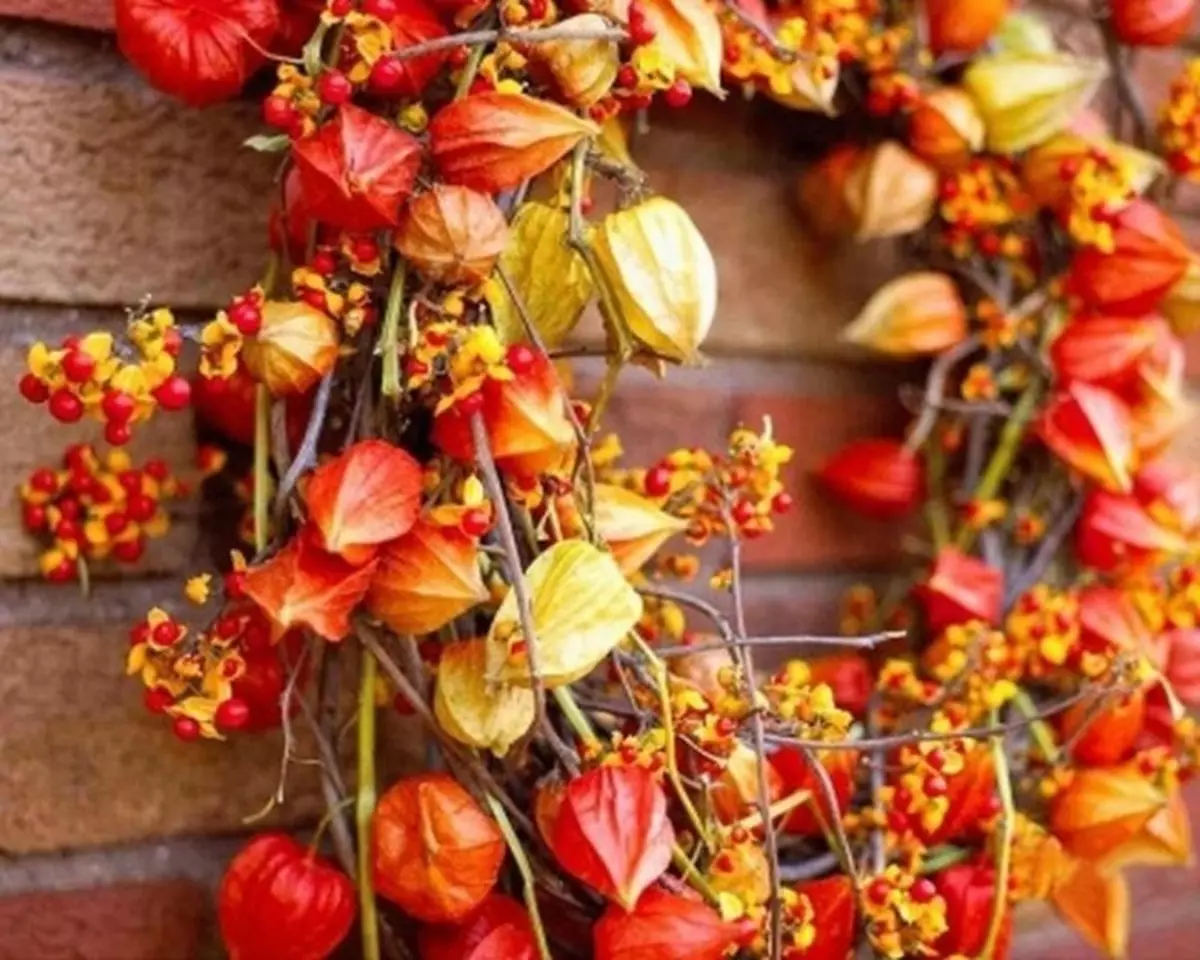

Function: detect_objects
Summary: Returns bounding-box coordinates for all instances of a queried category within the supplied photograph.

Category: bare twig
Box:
[384,23,625,65]
[274,370,335,521]
[652,630,905,658]
[905,335,981,451]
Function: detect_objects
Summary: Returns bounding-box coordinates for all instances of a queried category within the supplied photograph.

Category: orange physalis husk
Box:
[808,654,873,716]
[365,519,488,636]
[1037,383,1136,493]
[432,351,575,476]
[394,185,509,287]
[1060,690,1147,766]
[791,875,856,960]
[818,438,922,519]
[592,483,688,575]
[1049,313,1174,398]
[383,0,450,97]
[841,271,969,357]
[1161,259,1200,334]
[372,773,506,923]
[922,746,997,845]
[418,893,538,960]
[638,0,724,92]
[242,530,376,642]
[1070,200,1193,315]
[1050,762,1175,862]
[1022,134,1163,211]
[1078,585,1163,667]
[1050,857,1130,959]
[1162,628,1200,705]
[1112,0,1197,47]
[292,104,423,232]
[533,780,566,848]
[592,887,754,960]
[924,0,1010,54]
[549,765,675,909]
[434,639,535,757]
[771,747,858,837]
[843,141,939,241]
[242,300,340,397]
[798,143,863,238]
[933,863,1011,959]
[1135,461,1200,532]
[1076,488,1188,574]
[429,92,598,194]
[708,743,784,824]
[907,88,986,171]
[535,14,620,108]
[305,439,421,564]
[1103,780,1194,870]
[916,547,1003,633]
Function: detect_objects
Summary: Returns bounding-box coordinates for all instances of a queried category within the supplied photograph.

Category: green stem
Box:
[924,439,951,550]
[380,262,406,400]
[983,710,1015,960]
[357,649,380,960]
[553,687,599,748]
[486,795,553,960]
[1011,687,1061,763]
[253,385,271,554]
[671,845,719,904]
[917,844,971,875]
[454,42,487,99]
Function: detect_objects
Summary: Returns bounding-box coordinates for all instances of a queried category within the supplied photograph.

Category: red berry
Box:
[58,498,81,521]
[53,518,81,542]
[61,350,96,383]
[353,237,380,263]
[101,389,136,423]
[215,697,251,731]
[224,570,247,600]
[460,508,491,538]
[145,458,169,481]
[144,687,174,714]
[318,69,353,106]
[119,470,143,495]
[311,249,338,275]
[229,301,262,336]
[128,494,157,523]
[46,558,76,582]
[18,373,49,404]
[152,620,181,646]
[506,343,536,375]
[364,0,397,16]
[105,420,132,446]
[664,77,692,108]
[263,95,296,130]
[301,288,328,311]
[644,464,672,497]
[910,878,937,904]
[938,178,960,202]
[163,328,183,357]
[30,468,59,494]
[369,57,405,95]
[330,0,353,13]
[113,536,146,563]
[627,3,655,44]
[978,231,1002,257]
[22,503,46,532]
[732,499,756,526]
[48,389,84,423]
[448,46,469,68]
[130,621,150,646]
[154,375,192,411]
[61,335,82,351]
[771,492,794,515]
[1058,157,1082,181]
[105,511,129,536]
[458,391,484,416]
[242,619,270,651]
[924,774,948,797]
[887,810,910,832]
[867,878,891,904]
[172,716,202,742]
[528,0,547,18]
[617,64,638,89]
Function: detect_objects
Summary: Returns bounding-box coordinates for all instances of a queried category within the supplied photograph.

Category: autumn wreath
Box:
[15,0,1200,957]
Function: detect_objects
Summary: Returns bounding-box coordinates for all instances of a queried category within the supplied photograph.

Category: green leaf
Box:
[244,134,291,153]
[303,20,332,79]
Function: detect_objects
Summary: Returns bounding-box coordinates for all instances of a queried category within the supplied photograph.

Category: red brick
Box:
[0,881,204,960]
[0,0,112,30]
[735,391,910,571]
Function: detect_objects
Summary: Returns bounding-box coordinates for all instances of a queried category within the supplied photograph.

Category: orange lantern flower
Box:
[818,439,923,519]
[1060,689,1147,766]
[921,746,997,845]
[305,440,422,564]
[418,894,537,960]
[1050,762,1173,861]
[242,300,341,398]
[549,766,674,909]
[932,863,1010,959]
[1049,313,1174,399]
[907,88,986,171]
[770,747,859,837]
[1070,200,1193,315]
[1050,857,1130,959]
[292,105,423,232]
[915,547,1003,633]
[1162,628,1200,705]
[592,887,753,960]
[1077,585,1161,666]
[924,0,1009,54]
[841,272,969,357]
[792,875,856,960]
[372,773,506,923]
[798,143,863,237]
[843,142,939,241]
[709,744,784,824]
[808,654,873,716]
[365,519,489,636]
[1076,488,1189,574]
[1037,383,1136,493]
[1112,0,1197,47]
[395,185,510,287]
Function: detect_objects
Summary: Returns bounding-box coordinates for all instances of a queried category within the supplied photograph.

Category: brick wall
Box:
[0,4,1198,958]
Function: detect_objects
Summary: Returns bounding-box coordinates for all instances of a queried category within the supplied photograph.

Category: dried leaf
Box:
[593,483,688,575]
[842,271,968,356]
[396,185,509,286]
[242,300,340,397]
[435,639,535,757]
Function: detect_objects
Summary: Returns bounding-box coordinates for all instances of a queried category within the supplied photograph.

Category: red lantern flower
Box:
[593,887,753,960]
[231,629,307,731]
[274,0,324,56]
[293,105,423,232]
[770,748,859,837]
[373,773,506,922]
[218,833,355,960]
[192,362,258,446]
[817,438,923,519]
[379,0,450,98]
[1078,585,1162,666]
[1162,628,1200,705]
[791,875,856,960]
[115,0,280,107]
[1060,690,1148,766]
[920,746,997,845]
[808,654,873,716]
[418,894,537,960]
[1112,0,1196,47]
[932,863,1011,959]
[1135,461,1200,533]
[1037,383,1136,493]
[915,547,1003,632]
[1049,313,1174,400]
[268,167,319,265]
[1070,200,1193,314]
[1076,488,1188,574]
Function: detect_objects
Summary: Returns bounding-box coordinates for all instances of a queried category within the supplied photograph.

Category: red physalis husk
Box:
[1060,689,1147,766]
[432,351,574,476]
[418,893,538,960]
[1078,584,1164,667]
[381,0,450,98]
[791,875,856,960]
[1076,488,1189,574]
[218,832,355,960]
[269,167,318,265]
[932,862,1011,960]
[273,0,324,57]
[242,528,377,641]
[770,747,859,837]
[365,518,489,635]
[1070,200,1193,314]
[429,92,599,194]
[923,0,1009,54]
[807,655,873,716]
[293,104,423,231]
[192,361,258,446]
[1135,461,1200,533]
[395,185,510,286]
[115,0,279,107]
[592,887,755,960]
[548,765,675,910]
[1049,313,1175,398]
[915,547,1003,632]
[304,439,422,564]
[1037,382,1136,493]
[817,438,923,518]
[1111,0,1197,47]
[1162,628,1200,705]
[231,627,307,732]
[372,773,506,923]
[920,746,996,845]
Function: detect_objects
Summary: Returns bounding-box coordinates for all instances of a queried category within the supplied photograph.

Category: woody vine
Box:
[15,0,1200,957]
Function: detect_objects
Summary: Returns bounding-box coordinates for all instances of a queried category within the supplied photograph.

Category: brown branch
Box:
[385,23,626,64]
[651,630,905,659]
[905,334,981,451]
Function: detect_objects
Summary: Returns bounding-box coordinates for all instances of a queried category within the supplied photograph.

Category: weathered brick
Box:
[0,0,111,31]
[0,881,204,960]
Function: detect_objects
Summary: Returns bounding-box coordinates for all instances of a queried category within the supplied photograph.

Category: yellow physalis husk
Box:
[963,52,1108,154]
[435,638,536,757]
[536,14,620,108]
[486,539,643,688]
[992,10,1057,55]
[487,202,593,347]
[771,59,840,115]
[597,116,636,168]
[594,196,717,363]
[242,300,340,396]
[841,271,968,357]
[1162,260,1200,335]
[843,142,938,242]
[639,0,724,93]
[593,483,688,575]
